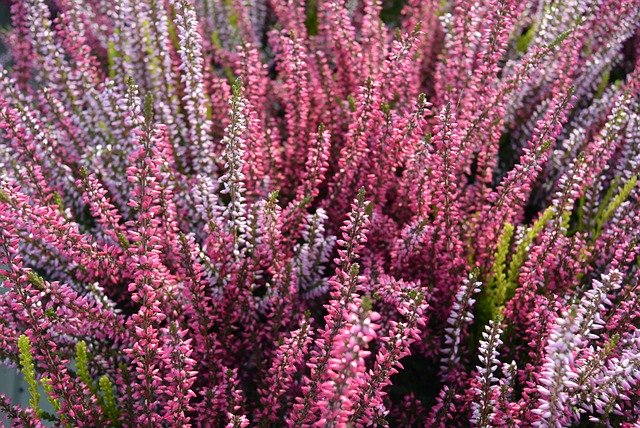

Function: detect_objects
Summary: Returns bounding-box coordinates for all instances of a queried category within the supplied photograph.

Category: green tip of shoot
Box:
[76,341,95,393]
[18,335,41,417]
[99,375,120,424]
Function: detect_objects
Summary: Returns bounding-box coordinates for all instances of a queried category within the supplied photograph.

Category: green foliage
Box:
[223,64,237,85]
[27,270,46,291]
[506,206,555,297]
[76,341,96,394]
[576,194,586,233]
[117,232,131,249]
[143,92,155,124]
[595,68,611,99]
[594,175,638,240]
[167,14,180,51]
[305,0,319,36]
[225,0,238,29]
[141,20,162,80]
[18,335,41,417]
[350,262,360,277]
[77,341,122,425]
[0,189,10,203]
[41,377,61,414]
[490,223,515,309]
[232,77,244,97]
[99,375,120,425]
[516,23,537,53]
[52,192,65,213]
[361,294,373,312]
[548,27,574,51]
[347,94,357,112]
[210,31,222,50]
[475,223,514,336]
[380,0,405,25]
[107,40,118,79]
[365,200,374,217]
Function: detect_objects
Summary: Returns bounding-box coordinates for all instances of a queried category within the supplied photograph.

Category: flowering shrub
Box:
[0,0,639,426]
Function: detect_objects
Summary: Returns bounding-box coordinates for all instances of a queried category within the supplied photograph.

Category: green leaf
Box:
[305,0,318,36]
[18,335,41,418]
[0,189,10,204]
[211,31,222,50]
[361,295,373,312]
[547,27,573,51]
[506,206,555,297]
[117,232,131,250]
[143,92,155,124]
[595,68,610,99]
[347,94,357,112]
[76,341,96,394]
[107,40,118,79]
[594,175,638,240]
[350,263,360,277]
[490,223,515,306]
[475,223,514,335]
[516,22,537,53]
[52,192,65,214]
[41,377,61,414]
[99,375,120,425]
[27,271,46,291]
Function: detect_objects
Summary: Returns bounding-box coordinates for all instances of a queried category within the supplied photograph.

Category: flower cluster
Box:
[0,0,639,426]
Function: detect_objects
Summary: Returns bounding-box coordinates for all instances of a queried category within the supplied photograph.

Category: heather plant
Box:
[0,0,639,426]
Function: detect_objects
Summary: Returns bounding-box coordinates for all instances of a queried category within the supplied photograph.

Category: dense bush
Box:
[0,0,639,426]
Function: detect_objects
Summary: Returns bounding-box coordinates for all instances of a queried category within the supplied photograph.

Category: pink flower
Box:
[0,0,639,425]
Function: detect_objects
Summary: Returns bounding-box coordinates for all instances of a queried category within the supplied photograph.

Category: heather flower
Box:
[0,0,639,425]
[170,0,214,174]
[471,318,504,427]
[441,273,481,377]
